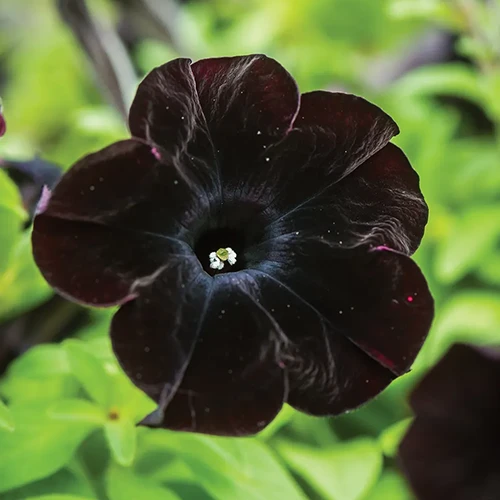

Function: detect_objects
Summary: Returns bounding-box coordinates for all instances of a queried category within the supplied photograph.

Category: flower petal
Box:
[32,215,192,306]
[32,139,203,306]
[191,55,299,196]
[294,91,399,181]
[252,142,427,258]
[409,343,500,422]
[111,264,211,405]
[247,269,395,415]
[129,58,217,196]
[35,139,209,239]
[253,247,433,379]
[399,344,500,500]
[399,417,498,500]
[117,275,287,436]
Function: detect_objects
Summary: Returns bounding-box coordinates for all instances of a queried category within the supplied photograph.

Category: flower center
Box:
[209,247,237,270]
[194,227,246,276]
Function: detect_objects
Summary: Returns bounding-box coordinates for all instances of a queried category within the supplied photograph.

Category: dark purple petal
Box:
[294,91,399,181]
[32,215,192,306]
[111,263,210,404]
[161,277,286,436]
[252,142,427,258]
[399,344,500,500]
[129,58,219,200]
[1,157,62,218]
[32,139,204,306]
[114,275,287,436]
[36,139,209,239]
[242,90,399,214]
[254,247,433,378]
[399,417,500,500]
[129,56,300,205]
[410,344,500,422]
[191,55,299,199]
[247,269,395,415]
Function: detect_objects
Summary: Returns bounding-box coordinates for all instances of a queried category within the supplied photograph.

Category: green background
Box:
[0,0,499,498]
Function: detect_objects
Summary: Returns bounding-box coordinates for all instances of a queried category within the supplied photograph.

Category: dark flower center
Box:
[191,201,274,276]
[194,226,247,275]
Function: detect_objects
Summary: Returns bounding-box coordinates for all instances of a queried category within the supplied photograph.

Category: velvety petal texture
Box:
[399,344,500,500]
[32,55,433,436]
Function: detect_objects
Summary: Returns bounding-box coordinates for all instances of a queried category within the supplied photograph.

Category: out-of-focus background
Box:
[0,0,499,498]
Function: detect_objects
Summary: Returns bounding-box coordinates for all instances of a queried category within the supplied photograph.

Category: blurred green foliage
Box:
[1,0,500,498]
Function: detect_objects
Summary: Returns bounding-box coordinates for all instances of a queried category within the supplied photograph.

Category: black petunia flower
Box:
[32,55,433,436]
[1,156,62,219]
[399,343,500,500]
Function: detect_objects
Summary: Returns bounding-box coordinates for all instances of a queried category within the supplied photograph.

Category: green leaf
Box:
[257,404,296,440]
[0,468,95,500]
[391,63,484,105]
[388,0,465,30]
[0,399,15,432]
[106,463,181,500]
[24,496,94,500]
[0,403,98,493]
[421,292,500,366]
[367,470,412,500]
[48,399,107,425]
[378,418,412,457]
[477,252,500,285]
[277,438,382,500]
[104,417,137,466]
[0,232,52,321]
[0,168,25,219]
[434,207,500,283]
[7,344,70,379]
[140,432,306,500]
[0,169,25,277]
[63,340,111,408]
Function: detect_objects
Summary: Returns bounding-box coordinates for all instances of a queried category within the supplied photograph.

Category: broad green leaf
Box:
[0,232,52,321]
[0,399,15,432]
[106,464,181,500]
[0,468,95,500]
[378,418,412,457]
[0,402,97,493]
[388,0,465,30]
[24,496,94,500]
[420,292,500,366]
[277,438,382,500]
[477,252,500,285]
[0,168,25,218]
[7,344,70,379]
[0,372,79,405]
[484,70,500,120]
[391,63,484,106]
[257,404,296,440]
[367,470,412,500]
[63,340,111,408]
[141,432,306,500]
[104,417,137,466]
[48,399,107,425]
[0,207,23,277]
[434,207,500,283]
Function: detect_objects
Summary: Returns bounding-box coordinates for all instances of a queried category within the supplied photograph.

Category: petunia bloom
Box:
[399,343,500,500]
[1,157,61,219]
[32,55,433,436]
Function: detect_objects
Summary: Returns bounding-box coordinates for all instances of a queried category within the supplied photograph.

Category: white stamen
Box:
[209,247,237,271]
